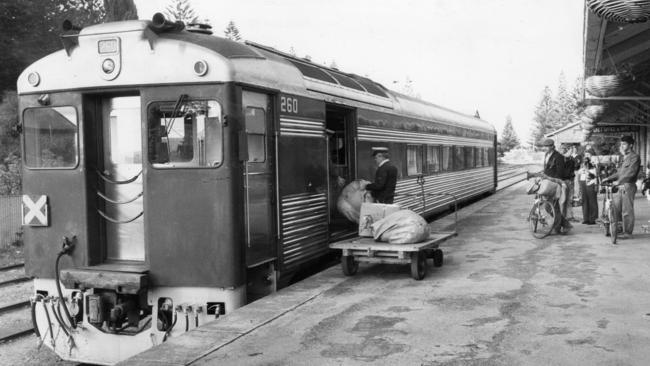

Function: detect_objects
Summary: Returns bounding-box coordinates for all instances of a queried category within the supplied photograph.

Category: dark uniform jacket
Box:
[606,151,641,184]
[367,160,398,204]
[543,150,565,180]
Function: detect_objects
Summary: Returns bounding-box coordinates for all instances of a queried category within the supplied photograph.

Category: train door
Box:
[242,91,276,267]
[326,105,356,239]
[96,96,145,263]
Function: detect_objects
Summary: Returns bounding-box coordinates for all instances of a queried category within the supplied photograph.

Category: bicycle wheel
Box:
[608,205,617,244]
[530,200,556,239]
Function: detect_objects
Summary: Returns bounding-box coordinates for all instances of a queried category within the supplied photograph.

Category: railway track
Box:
[0,262,34,343]
[497,164,529,190]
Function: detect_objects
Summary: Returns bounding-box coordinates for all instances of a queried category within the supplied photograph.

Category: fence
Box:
[0,195,22,247]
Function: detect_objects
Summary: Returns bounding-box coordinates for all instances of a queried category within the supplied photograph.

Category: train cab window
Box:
[453,146,465,170]
[23,106,78,168]
[426,145,441,173]
[488,147,495,166]
[245,107,266,163]
[441,146,453,172]
[406,145,423,176]
[148,99,222,168]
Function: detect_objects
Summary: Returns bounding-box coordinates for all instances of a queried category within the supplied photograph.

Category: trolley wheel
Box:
[432,249,444,267]
[410,251,427,280]
[341,256,358,276]
[529,200,556,239]
[608,206,617,245]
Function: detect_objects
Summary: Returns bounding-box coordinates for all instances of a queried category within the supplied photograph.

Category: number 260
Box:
[280,96,298,114]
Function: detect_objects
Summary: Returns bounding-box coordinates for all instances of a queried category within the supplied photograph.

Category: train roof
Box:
[17,19,495,134]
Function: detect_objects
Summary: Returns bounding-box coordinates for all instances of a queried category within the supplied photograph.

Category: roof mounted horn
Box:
[150,13,185,33]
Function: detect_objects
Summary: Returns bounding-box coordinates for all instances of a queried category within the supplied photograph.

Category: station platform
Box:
[121,182,650,366]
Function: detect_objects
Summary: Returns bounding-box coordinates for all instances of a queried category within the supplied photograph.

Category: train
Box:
[16,13,496,364]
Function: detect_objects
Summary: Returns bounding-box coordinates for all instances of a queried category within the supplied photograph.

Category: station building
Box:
[582,4,650,169]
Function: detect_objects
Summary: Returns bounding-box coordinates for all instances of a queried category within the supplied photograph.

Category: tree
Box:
[0,0,107,92]
[0,91,20,194]
[104,0,138,22]
[499,115,520,152]
[530,86,559,145]
[164,0,198,23]
[224,21,242,41]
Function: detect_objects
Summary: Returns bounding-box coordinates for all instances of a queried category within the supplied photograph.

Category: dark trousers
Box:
[579,180,598,223]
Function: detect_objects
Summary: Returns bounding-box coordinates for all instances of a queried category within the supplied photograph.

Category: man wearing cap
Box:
[602,135,641,238]
[363,147,398,204]
[537,138,572,233]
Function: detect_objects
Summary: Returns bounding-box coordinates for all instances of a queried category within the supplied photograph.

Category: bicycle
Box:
[600,182,620,244]
[528,193,559,239]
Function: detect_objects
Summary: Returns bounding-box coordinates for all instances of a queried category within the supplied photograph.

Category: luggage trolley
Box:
[330,176,458,280]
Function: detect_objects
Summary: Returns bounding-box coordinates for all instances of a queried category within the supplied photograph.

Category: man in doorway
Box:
[363,147,398,204]
[602,135,641,239]
[537,138,572,233]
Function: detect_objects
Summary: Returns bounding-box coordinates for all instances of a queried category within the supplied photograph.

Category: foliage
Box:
[0,91,21,194]
[164,0,198,23]
[0,0,106,92]
[529,74,584,146]
[104,0,138,22]
[224,20,242,41]
[499,115,520,152]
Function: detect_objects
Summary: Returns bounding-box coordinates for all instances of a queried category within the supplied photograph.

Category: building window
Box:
[426,145,441,173]
[407,145,423,176]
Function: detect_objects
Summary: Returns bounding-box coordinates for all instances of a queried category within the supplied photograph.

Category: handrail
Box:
[96,169,142,185]
[97,209,143,224]
[96,191,143,205]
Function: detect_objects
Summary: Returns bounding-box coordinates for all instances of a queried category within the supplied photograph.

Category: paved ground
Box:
[126,181,650,366]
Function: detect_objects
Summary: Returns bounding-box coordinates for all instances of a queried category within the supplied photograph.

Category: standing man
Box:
[602,135,641,238]
[363,147,398,204]
[538,138,572,233]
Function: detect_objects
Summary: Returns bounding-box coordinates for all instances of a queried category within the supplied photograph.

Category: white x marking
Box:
[23,195,47,226]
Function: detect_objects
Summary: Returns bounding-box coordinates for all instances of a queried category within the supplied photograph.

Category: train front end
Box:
[17,18,247,364]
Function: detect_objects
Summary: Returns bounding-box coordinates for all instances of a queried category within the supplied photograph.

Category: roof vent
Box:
[186,23,213,35]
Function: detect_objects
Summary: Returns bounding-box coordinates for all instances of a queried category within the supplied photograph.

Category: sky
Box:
[135,0,585,143]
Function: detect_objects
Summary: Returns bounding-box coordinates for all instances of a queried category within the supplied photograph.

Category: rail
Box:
[0,262,34,343]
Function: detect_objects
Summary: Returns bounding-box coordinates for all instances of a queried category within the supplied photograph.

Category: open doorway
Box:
[326,105,356,239]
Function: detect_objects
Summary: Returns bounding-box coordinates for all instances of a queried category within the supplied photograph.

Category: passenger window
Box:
[483,148,489,167]
[487,148,495,166]
[245,107,266,163]
[23,106,78,169]
[442,146,453,172]
[453,146,464,170]
[148,99,222,168]
[426,145,441,173]
[407,145,423,176]
[464,147,475,169]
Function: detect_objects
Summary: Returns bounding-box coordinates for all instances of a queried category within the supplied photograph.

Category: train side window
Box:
[483,148,489,166]
[23,106,78,169]
[245,107,266,163]
[487,147,495,166]
[148,99,222,168]
[441,146,453,172]
[425,145,441,173]
[453,146,464,171]
[464,147,475,169]
[406,145,423,176]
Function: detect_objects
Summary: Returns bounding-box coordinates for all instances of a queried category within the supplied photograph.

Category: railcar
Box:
[17,14,496,364]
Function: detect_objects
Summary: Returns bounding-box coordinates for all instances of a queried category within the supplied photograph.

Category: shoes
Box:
[581,221,587,224]
[586,222,596,225]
